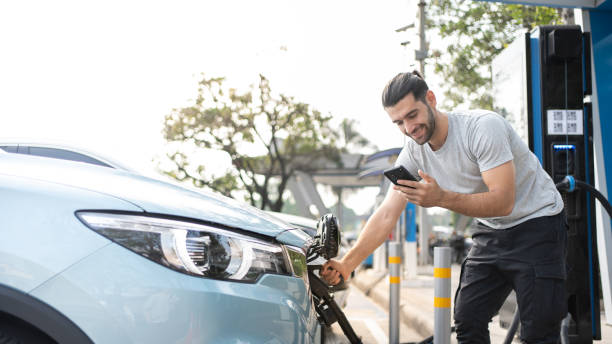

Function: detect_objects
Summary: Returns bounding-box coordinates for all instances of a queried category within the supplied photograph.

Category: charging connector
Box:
[556,175,612,217]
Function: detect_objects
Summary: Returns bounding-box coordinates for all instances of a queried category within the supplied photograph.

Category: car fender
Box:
[0,283,93,344]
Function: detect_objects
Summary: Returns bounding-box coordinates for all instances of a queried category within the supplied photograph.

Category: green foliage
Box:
[428,1,561,109]
[162,74,344,211]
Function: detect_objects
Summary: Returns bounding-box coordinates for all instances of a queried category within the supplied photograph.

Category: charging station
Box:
[527,25,600,342]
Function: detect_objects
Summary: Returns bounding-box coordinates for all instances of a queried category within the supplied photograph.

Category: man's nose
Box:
[405,123,417,136]
[403,122,411,136]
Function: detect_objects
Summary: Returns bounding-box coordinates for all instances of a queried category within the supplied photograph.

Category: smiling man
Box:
[321,71,567,343]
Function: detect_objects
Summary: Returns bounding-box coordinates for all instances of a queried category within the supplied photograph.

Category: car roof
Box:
[0,140,135,172]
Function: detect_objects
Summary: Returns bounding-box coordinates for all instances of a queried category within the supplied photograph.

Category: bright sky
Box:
[0,0,429,214]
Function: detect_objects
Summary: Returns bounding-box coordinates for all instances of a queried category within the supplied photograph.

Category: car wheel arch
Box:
[0,284,93,344]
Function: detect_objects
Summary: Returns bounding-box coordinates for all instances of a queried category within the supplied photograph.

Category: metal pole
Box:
[418,0,427,76]
[433,247,451,344]
[405,204,417,278]
[335,187,343,229]
[389,241,402,344]
[399,209,406,264]
[418,206,431,265]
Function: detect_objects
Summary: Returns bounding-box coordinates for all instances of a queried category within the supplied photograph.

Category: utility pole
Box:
[396,1,427,73]
[416,0,428,77]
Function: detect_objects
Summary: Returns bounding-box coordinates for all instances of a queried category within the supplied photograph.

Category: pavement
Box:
[325,285,422,344]
[351,264,612,343]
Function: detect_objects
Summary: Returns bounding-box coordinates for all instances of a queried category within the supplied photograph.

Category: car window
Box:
[26,146,113,168]
[0,145,18,153]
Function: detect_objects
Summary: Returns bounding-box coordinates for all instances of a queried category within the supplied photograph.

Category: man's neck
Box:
[428,111,448,151]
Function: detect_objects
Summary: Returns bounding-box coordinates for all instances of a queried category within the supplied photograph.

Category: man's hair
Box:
[381,70,429,108]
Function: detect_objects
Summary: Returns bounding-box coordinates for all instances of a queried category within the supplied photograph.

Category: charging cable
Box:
[503,175,612,343]
[556,176,612,217]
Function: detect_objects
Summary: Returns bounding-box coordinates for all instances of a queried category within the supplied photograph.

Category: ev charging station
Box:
[491,1,612,342]
[528,24,600,342]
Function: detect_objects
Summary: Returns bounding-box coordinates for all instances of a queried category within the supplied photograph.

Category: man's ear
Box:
[426,90,437,108]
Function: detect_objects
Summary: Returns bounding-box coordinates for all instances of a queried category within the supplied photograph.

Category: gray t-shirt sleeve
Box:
[469,114,514,172]
[395,144,421,180]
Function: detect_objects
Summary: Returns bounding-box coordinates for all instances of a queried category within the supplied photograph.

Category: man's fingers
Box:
[393,185,418,194]
[393,189,422,206]
[331,271,340,284]
[396,179,419,188]
[320,259,349,285]
[320,265,342,285]
[320,263,336,280]
[418,169,435,183]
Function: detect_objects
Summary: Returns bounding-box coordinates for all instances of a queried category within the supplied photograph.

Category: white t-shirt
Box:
[395,110,563,229]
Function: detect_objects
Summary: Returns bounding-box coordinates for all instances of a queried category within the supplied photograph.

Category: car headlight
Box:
[76,212,294,283]
[285,246,307,278]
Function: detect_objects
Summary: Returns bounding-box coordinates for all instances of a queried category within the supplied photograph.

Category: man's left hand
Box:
[393,169,445,208]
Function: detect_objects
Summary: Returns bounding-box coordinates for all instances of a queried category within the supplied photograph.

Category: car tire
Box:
[0,312,55,344]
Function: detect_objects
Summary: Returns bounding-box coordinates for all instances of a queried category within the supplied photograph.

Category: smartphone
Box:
[383,165,418,187]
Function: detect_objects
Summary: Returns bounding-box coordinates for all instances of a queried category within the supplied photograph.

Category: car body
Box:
[0,153,321,343]
[265,211,319,237]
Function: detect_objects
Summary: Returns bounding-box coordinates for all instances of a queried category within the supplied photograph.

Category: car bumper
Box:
[29,243,321,344]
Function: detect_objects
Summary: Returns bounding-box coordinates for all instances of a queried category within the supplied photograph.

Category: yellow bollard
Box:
[434,247,451,344]
[389,242,401,344]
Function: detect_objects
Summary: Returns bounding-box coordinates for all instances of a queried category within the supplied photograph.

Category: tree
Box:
[162,74,342,212]
[428,1,561,109]
[337,118,377,154]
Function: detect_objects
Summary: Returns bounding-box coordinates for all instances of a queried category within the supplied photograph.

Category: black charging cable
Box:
[556,176,612,216]
[503,175,612,343]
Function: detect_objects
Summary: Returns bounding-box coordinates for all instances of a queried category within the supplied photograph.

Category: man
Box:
[321,71,567,343]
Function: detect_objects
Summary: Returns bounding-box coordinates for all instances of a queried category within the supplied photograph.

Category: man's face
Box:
[385,92,435,145]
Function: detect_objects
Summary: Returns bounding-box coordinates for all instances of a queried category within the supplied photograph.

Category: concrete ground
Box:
[325,285,422,344]
[352,265,612,343]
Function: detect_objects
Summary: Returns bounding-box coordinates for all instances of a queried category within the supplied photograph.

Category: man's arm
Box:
[396,160,516,218]
[321,160,516,284]
[321,186,408,283]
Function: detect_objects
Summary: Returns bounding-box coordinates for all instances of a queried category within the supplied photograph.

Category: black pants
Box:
[454,211,567,344]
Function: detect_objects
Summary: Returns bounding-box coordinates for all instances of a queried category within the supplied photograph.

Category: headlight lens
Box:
[76,212,291,283]
[285,246,307,278]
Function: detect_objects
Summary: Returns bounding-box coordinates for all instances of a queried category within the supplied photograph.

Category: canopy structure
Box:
[286,149,401,224]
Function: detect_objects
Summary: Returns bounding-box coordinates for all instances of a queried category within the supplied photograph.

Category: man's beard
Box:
[407,103,436,145]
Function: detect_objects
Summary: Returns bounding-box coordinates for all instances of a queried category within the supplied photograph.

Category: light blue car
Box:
[0,153,321,343]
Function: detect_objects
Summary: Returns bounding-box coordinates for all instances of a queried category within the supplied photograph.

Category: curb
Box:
[352,270,386,295]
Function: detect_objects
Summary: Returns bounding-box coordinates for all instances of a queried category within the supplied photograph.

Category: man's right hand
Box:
[321,259,350,285]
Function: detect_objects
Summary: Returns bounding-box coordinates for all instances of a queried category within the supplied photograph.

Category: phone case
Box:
[383,166,417,186]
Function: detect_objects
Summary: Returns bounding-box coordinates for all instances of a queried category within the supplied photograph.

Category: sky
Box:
[0,0,429,214]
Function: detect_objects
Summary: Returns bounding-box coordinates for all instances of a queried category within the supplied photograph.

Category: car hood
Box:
[0,154,295,238]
